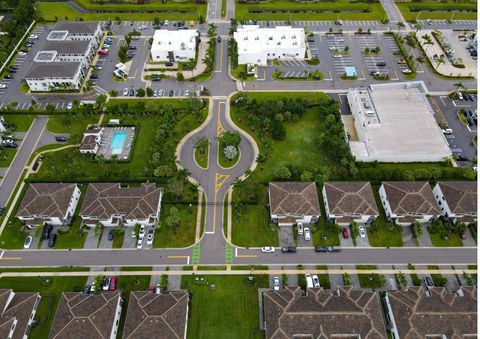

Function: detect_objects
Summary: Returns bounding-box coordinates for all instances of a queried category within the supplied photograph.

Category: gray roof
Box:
[25,62,82,79]
[324,181,379,217]
[42,40,91,55]
[382,181,441,216]
[52,21,100,34]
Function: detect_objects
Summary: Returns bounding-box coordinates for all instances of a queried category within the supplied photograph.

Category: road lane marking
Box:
[0,251,4,259]
[217,102,225,136]
[168,255,190,264]
[0,257,22,260]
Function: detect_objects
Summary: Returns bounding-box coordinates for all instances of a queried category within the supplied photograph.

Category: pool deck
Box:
[98,126,135,160]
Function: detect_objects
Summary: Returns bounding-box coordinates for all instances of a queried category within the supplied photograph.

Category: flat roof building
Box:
[48,21,101,44]
[123,291,188,339]
[234,25,306,66]
[24,62,86,92]
[34,40,96,68]
[264,287,387,338]
[385,286,477,339]
[150,29,198,62]
[347,82,452,162]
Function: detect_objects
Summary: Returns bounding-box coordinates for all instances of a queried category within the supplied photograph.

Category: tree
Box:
[194,135,209,154]
[350,221,359,239]
[154,165,173,177]
[344,46,349,52]
[343,273,352,286]
[453,222,467,237]
[412,221,423,239]
[133,224,140,239]
[282,273,288,287]
[224,145,238,160]
[357,28,363,34]
[176,72,185,81]
[146,87,154,97]
[271,166,291,179]
[218,130,241,147]
[94,274,105,292]
[94,222,104,237]
[137,88,146,97]
[168,179,185,200]
[435,56,445,70]
[397,21,405,33]
[421,34,434,53]
[397,272,408,290]
[164,207,180,228]
[414,22,423,33]
[453,81,464,95]
[159,274,168,291]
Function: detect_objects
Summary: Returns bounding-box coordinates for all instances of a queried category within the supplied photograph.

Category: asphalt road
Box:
[0,117,48,207]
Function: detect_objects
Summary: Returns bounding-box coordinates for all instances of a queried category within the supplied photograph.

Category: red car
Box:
[98,50,108,55]
[342,227,349,239]
[108,277,118,291]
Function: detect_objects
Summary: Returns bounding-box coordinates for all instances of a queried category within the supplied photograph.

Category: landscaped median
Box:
[217,130,241,169]
[396,0,477,21]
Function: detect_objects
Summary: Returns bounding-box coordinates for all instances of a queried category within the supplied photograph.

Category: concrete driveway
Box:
[356,234,371,247]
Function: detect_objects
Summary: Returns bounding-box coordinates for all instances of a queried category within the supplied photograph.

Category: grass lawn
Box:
[38,1,207,22]
[181,275,268,339]
[235,0,386,21]
[218,144,239,169]
[231,92,336,183]
[55,217,87,249]
[194,146,208,169]
[231,65,256,81]
[112,230,125,248]
[0,147,17,167]
[316,265,331,288]
[0,276,87,339]
[356,265,386,289]
[367,226,403,247]
[231,188,279,247]
[313,192,340,247]
[396,0,477,21]
[32,100,207,182]
[46,114,98,144]
[428,231,463,247]
[153,204,197,248]
[408,264,423,286]
[4,115,35,132]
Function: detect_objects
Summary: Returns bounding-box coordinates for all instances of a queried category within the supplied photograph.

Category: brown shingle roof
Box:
[49,292,121,339]
[0,289,40,339]
[16,183,77,219]
[324,182,379,217]
[269,182,320,217]
[382,181,440,216]
[123,291,188,339]
[437,181,477,215]
[388,286,477,338]
[264,287,387,339]
[80,183,162,220]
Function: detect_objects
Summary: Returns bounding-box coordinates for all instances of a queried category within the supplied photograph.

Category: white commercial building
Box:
[47,21,102,47]
[34,40,96,68]
[150,29,198,62]
[234,25,306,66]
[24,62,85,92]
[346,81,452,162]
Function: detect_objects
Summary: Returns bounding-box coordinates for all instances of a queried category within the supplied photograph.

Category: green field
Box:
[153,204,197,248]
[31,100,207,182]
[182,275,268,339]
[37,1,207,22]
[235,0,387,21]
[4,115,35,132]
[396,0,477,21]
[0,276,87,339]
[231,188,279,247]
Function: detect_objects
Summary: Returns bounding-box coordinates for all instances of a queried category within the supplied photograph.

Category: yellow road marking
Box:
[215,173,229,192]
[193,265,198,270]
[143,38,147,47]
[361,70,366,79]
[0,257,22,260]
[217,102,225,136]
[393,70,399,80]
[133,69,137,78]
[168,255,189,259]
[236,254,258,258]
[227,265,231,270]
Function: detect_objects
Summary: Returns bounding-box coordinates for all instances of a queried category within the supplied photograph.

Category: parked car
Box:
[424,276,434,288]
[297,223,304,235]
[66,102,73,110]
[281,246,296,253]
[370,71,380,76]
[457,92,464,100]
[139,225,146,238]
[90,282,96,293]
[83,285,91,294]
[2,140,18,148]
[129,88,135,96]
[4,74,13,79]
[312,275,320,288]
[169,90,174,97]
[153,89,158,97]
[23,236,32,249]
[359,226,366,238]
[336,20,344,25]
[42,224,53,240]
[333,54,342,58]
[123,88,129,96]
[304,227,311,241]
[131,229,136,238]
[55,136,68,142]
[376,62,386,67]
[165,62,174,67]
[109,277,118,291]
[98,50,108,55]
[217,36,221,43]
[261,246,275,253]
[137,238,143,249]
[47,233,57,248]
[146,230,154,245]
[396,59,406,64]
[108,229,114,241]
[402,68,412,74]
[90,74,99,80]
[441,128,453,134]
[426,19,432,25]
[0,84,7,89]
[315,246,328,253]
[327,246,341,252]
[18,51,27,56]
[151,77,161,81]
[273,276,280,291]
[103,278,111,291]
[342,227,349,239]
[29,34,38,39]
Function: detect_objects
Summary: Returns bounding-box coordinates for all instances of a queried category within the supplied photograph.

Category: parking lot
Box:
[432,95,477,165]
[255,20,384,30]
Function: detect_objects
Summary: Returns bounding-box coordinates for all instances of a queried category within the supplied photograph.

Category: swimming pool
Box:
[110,131,127,154]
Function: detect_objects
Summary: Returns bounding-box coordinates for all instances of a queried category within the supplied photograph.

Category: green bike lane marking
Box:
[225,244,233,264]
[192,243,201,264]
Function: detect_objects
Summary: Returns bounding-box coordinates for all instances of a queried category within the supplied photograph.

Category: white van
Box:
[305,274,314,288]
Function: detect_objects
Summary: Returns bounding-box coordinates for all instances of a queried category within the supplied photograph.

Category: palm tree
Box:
[414,22,423,33]
[397,22,405,33]
[453,81,465,95]
[435,56,445,70]
[421,34,434,53]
